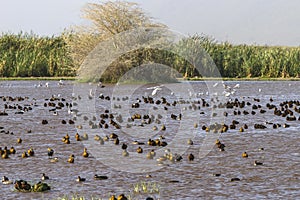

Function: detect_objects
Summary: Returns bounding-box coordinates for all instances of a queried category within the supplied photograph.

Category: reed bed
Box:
[1,32,300,81]
[0,32,75,77]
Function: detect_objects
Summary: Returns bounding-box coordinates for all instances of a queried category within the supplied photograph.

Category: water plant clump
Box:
[132,181,160,194]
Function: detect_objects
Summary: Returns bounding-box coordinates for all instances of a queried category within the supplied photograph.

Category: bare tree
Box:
[65,1,166,68]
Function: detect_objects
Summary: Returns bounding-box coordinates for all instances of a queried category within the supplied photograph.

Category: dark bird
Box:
[42,173,49,180]
[47,148,54,158]
[76,176,86,182]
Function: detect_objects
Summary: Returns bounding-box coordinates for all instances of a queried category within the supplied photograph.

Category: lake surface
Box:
[0,80,299,200]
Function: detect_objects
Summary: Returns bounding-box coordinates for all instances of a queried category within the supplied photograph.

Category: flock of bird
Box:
[0,80,298,199]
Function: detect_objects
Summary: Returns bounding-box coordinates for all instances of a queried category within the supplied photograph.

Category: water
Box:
[0,80,299,200]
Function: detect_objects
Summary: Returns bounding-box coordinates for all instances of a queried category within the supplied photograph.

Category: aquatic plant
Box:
[132,181,160,194]
[0,32,75,77]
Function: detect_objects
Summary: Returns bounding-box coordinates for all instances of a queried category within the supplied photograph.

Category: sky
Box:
[0,0,299,46]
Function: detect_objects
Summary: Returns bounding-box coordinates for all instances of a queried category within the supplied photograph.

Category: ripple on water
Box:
[0,81,299,199]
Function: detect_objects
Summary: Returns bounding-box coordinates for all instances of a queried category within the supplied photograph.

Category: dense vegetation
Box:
[0,1,299,80]
[0,32,75,77]
[1,31,300,80]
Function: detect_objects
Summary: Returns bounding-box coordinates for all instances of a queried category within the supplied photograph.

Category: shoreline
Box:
[1,76,300,82]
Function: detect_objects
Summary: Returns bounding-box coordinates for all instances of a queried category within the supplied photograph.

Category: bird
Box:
[233,83,240,88]
[187,139,193,145]
[58,80,64,86]
[213,82,219,87]
[1,151,9,159]
[117,194,128,200]
[68,154,75,163]
[188,153,194,161]
[122,150,129,157]
[50,157,58,163]
[109,195,117,200]
[17,138,22,144]
[254,160,263,166]
[76,176,86,182]
[212,173,221,177]
[42,173,49,180]
[242,152,248,158]
[9,147,16,154]
[82,148,89,157]
[136,147,143,153]
[230,178,241,182]
[121,143,127,150]
[2,176,12,184]
[22,152,28,158]
[94,174,108,180]
[28,148,34,156]
[47,148,54,158]
[147,86,162,96]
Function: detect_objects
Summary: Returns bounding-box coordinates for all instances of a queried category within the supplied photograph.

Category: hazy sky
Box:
[0,0,299,46]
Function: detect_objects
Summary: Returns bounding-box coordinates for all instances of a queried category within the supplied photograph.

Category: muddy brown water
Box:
[0,81,299,200]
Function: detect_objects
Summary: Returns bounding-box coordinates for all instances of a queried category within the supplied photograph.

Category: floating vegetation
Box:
[132,181,160,194]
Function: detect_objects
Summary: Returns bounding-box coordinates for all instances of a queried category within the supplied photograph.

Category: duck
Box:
[64,138,70,144]
[80,132,88,140]
[103,135,109,141]
[99,138,104,145]
[68,154,75,163]
[28,148,34,156]
[254,160,263,166]
[150,149,156,157]
[65,133,70,140]
[2,151,9,159]
[76,176,86,182]
[75,133,81,141]
[42,173,49,180]
[215,139,225,151]
[110,133,118,139]
[82,148,89,157]
[230,178,241,182]
[17,138,22,144]
[2,176,12,184]
[94,174,108,180]
[94,135,101,141]
[242,152,248,158]
[117,194,128,200]
[212,173,221,177]
[22,151,28,158]
[47,148,54,158]
[136,147,143,153]
[121,143,127,150]
[122,150,129,157]
[188,153,194,161]
[146,152,154,159]
[147,139,156,146]
[10,147,16,154]
[114,137,120,145]
[187,139,193,145]
[109,195,117,200]
[50,157,58,163]
[132,141,145,145]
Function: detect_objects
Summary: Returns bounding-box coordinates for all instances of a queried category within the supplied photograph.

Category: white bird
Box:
[258,88,262,92]
[58,80,64,86]
[233,83,240,88]
[45,82,49,87]
[147,86,162,96]
[89,89,94,97]
[213,82,219,87]
[152,87,162,96]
